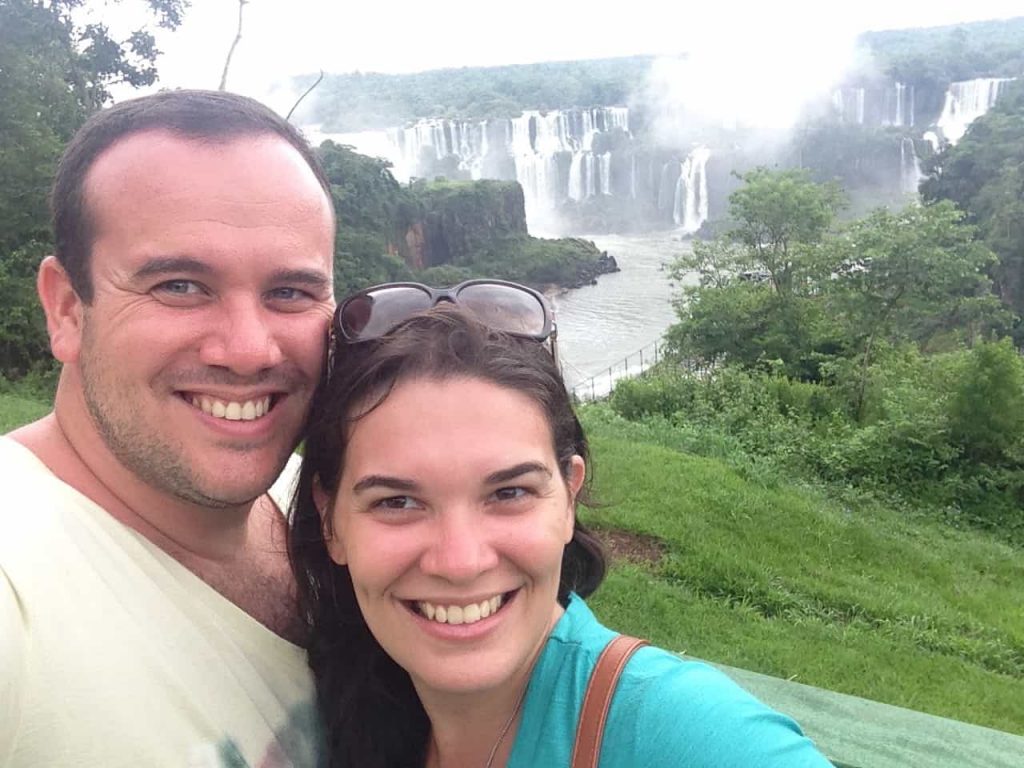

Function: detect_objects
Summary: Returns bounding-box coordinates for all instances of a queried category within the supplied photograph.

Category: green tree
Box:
[921,80,1024,323]
[726,167,844,299]
[824,202,1006,417]
[0,0,187,378]
[668,169,844,377]
[949,338,1024,465]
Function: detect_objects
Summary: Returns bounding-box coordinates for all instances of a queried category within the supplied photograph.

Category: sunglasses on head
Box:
[328,279,558,375]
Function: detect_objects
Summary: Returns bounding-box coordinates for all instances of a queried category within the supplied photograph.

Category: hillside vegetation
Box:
[2,385,1019,734]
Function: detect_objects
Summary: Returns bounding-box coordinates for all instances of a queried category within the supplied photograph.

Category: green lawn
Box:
[0,392,49,433]
[580,407,1024,735]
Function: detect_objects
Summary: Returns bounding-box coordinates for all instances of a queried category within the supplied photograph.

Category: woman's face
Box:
[319,375,585,700]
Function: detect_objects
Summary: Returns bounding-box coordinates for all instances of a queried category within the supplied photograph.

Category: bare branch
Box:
[219,0,249,91]
[286,70,324,122]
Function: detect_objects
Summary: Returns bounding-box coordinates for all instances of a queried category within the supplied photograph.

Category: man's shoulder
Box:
[267,453,303,517]
[0,435,62,502]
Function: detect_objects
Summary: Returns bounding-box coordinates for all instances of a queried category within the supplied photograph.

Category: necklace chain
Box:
[483,682,529,768]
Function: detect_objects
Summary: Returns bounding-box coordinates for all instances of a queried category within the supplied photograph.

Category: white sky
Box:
[92,0,1024,117]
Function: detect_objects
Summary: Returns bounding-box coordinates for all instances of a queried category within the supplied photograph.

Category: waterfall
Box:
[833,87,867,124]
[358,107,647,229]
[936,77,1014,145]
[673,146,711,233]
[884,83,914,127]
[568,153,584,201]
[600,152,612,196]
[900,138,923,195]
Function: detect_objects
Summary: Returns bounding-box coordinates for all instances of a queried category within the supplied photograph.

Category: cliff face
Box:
[390,178,617,289]
[396,180,529,268]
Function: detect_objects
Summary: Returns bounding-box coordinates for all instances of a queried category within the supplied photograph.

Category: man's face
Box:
[65,130,335,509]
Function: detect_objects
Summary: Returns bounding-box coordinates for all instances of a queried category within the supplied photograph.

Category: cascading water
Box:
[384,107,633,229]
[672,146,711,233]
[936,78,1014,145]
[900,138,924,195]
[833,83,914,126]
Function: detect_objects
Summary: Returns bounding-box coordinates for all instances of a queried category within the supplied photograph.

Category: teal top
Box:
[508,595,832,767]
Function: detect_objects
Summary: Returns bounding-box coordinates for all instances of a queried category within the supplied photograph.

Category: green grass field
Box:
[0,392,49,433]
[3,389,1021,734]
[580,407,1024,736]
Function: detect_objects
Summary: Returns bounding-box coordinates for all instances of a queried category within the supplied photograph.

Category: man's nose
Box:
[199,299,284,375]
[419,510,499,583]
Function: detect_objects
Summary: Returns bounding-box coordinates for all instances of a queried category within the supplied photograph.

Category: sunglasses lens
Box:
[458,283,548,337]
[339,286,433,340]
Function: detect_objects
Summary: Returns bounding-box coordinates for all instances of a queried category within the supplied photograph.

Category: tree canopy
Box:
[921,79,1024,324]
[0,0,187,376]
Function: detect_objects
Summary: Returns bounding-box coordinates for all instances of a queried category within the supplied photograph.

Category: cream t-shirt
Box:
[0,438,318,768]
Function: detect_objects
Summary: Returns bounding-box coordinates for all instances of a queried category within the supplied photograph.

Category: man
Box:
[0,90,336,767]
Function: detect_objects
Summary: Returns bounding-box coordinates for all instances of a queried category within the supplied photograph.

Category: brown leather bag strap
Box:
[570,634,648,768]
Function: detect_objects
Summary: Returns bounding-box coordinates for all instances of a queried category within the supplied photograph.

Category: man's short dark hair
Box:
[51,89,333,303]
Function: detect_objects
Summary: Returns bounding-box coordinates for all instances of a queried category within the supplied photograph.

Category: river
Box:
[549,232,697,398]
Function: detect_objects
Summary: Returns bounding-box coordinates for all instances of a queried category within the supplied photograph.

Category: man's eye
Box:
[268,287,311,301]
[156,279,202,295]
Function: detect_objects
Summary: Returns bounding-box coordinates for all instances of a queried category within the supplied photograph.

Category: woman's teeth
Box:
[417,594,504,625]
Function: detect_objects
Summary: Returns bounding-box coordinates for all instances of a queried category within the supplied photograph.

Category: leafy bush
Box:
[948,339,1024,466]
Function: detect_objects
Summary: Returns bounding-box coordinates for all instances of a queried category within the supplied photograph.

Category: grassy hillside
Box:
[581,406,1023,735]
[2,391,1019,734]
[0,391,48,433]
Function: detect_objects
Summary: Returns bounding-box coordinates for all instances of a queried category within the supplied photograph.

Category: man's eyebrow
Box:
[131,261,331,292]
[485,462,552,485]
[352,475,420,493]
[132,257,212,280]
[269,268,332,291]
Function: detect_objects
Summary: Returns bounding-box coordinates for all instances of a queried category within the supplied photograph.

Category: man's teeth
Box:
[417,595,504,625]
[190,395,272,421]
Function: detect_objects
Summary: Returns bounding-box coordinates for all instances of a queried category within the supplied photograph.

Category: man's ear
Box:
[37,256,84,364]
[313,476,347,566]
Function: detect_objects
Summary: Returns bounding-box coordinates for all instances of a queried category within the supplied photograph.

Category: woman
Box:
[290,280,832,768]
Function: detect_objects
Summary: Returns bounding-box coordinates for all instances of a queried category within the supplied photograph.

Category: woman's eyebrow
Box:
[485,462,552,485]
[352,475,419,493]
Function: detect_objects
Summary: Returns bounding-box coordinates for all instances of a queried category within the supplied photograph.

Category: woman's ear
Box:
[313,476,347,566]
[563,455,587,543]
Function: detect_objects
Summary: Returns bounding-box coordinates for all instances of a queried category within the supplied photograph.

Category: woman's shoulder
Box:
[564,599,832,767]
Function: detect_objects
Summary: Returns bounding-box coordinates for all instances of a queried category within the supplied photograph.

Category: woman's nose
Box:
[419,510,499,583]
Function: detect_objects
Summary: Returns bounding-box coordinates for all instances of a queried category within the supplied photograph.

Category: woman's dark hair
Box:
[289,305,607,768]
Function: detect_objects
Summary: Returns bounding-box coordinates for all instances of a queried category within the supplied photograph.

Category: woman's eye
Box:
[374,496,420,510]
[492,486,528,502]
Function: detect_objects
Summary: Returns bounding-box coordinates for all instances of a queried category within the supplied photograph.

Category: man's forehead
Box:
[83,129,335,236]
[86,129,311,190]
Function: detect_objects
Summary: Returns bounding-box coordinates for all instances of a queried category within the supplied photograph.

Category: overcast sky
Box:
[93,0,1024,117]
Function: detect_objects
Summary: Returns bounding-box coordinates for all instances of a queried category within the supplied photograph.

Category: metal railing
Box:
[568,339,665,402]
[568,341,717,402]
